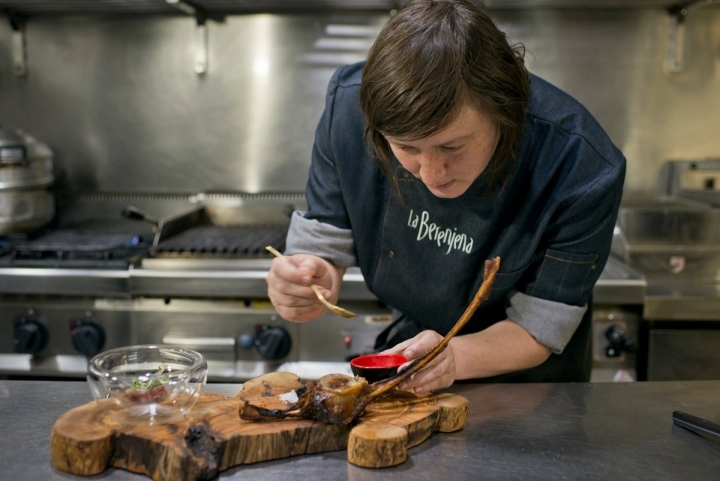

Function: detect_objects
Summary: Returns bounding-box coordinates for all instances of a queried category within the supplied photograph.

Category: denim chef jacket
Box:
[285,62,626,382]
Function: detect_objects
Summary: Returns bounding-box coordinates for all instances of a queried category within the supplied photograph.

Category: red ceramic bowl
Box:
[350,354,407,383]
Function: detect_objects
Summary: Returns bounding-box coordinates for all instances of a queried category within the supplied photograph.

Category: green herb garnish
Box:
[129,364,170,393]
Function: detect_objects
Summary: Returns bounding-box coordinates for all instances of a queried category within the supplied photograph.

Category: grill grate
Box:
[155,224,288,256]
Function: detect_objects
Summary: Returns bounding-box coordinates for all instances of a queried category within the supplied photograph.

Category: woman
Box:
[267,0,625,391]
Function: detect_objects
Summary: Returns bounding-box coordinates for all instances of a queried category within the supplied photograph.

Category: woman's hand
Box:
[266,253,344,323]
[381,320,553,391]
[383,330,457,394]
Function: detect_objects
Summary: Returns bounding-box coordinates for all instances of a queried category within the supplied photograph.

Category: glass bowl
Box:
[87,345,208,425]
[350,354,407,383]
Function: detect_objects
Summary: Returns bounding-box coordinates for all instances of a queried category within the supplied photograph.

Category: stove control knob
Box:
[255,325,292,361]
[70,320,106,358]
[605,325,626,346]
[605,324,627,358]
[13,317,48,354]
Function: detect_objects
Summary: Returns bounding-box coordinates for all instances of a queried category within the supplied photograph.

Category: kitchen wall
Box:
[0,6,719,195]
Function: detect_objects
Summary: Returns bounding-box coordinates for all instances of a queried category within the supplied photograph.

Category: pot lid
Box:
[0,127,53,162]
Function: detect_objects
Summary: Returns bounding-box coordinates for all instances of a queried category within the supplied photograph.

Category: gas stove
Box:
[0,193,392,382]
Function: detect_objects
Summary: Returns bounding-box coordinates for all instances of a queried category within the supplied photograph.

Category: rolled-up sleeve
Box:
[284,211,357,268]
[510,132,625,353]
[506,290,587,354]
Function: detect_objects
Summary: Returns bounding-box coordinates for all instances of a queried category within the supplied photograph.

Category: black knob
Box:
[605,324,633,358]
[13,317,48,354]
[70,320,106,358]
[605,325,627,347]
[254,325,292,361]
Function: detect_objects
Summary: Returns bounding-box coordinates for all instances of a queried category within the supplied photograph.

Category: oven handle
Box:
[162,336,236,352]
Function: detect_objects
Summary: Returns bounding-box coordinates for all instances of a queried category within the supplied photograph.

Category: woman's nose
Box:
[417,155,447,184]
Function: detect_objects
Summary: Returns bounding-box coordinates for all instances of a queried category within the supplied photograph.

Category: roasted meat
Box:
[240,257,501,425]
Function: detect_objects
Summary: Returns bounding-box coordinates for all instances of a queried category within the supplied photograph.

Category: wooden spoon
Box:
[266,246,358,318]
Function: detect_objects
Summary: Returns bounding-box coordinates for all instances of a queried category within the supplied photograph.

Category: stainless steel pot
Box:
[0,127,55,233]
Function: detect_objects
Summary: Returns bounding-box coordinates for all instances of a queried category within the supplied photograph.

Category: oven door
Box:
[641,289,720,380]
[641,320,720,380]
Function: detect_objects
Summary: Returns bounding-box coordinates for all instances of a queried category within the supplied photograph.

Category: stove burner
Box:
[0,222,290,268]
[0,229,152,268]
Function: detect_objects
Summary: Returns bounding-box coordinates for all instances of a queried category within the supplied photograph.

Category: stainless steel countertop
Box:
[2,379,720,480]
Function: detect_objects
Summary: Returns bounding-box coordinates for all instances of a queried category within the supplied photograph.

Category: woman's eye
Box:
[399,145,418,153]
[441,145,461,152]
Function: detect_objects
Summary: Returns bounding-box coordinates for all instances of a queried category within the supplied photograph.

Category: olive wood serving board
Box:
[50,371,468,481]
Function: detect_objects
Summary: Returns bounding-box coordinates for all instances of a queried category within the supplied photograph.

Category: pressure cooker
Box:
[0,127,55,233]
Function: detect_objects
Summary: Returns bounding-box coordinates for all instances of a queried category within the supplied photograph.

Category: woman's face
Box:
[385,104,499,199]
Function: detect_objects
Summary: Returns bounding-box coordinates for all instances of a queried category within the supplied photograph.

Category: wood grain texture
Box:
[348,423,408,468]
[50,372,468,480]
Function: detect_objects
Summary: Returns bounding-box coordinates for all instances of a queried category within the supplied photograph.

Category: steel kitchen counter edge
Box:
[0,267,130,297]
[0,255,647,304]
[1,379,719,480]
[643,282,720,320]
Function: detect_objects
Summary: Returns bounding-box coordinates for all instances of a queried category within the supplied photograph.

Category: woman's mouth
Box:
[429,180,455,191]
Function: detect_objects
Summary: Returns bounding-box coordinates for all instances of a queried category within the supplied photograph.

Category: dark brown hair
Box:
[359,0,530,195]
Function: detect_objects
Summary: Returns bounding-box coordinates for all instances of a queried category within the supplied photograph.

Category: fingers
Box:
[381,338,414,356]
[398,351,455,394]
[382,330,457,394]
[273,255,320,286]
[382,331,442,361]
[266,254,332,322]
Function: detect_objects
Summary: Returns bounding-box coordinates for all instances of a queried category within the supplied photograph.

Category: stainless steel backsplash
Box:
[0,7,718,195]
